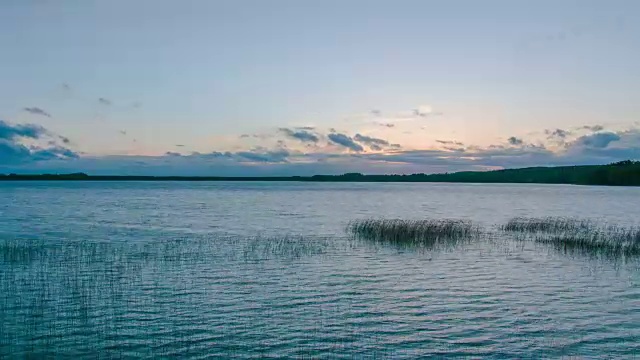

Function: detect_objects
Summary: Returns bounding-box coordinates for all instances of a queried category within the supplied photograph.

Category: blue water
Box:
[1,181,639,358]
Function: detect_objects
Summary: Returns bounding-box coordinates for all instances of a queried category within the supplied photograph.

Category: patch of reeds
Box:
[346,218,480,248]
[0,233,330,268]
[501,217,594,233]
[502,217,640,257]
[242,235,330,261]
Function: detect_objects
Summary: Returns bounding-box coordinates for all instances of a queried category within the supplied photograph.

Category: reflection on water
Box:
[1,181,640,358]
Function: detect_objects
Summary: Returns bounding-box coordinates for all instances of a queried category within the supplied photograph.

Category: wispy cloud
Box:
[235,149,290,163]
[353,133,397,151]
[545,128,571,139]
[98,98,112,106]
[354,134,389,146]
[23,107,51,118]
[327,133,364,152]
[436,140,464,146]
[186,149,290,164]
[279,128,319,143]
[411,105,442,118]
[508,136,524,145]
[580,124,605,132]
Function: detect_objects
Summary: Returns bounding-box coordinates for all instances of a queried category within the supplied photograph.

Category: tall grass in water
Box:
[347,219,480,249]
[502,217,640,257]
[502,217,594,233]
[0,234,333,356]
[242,235,330,261]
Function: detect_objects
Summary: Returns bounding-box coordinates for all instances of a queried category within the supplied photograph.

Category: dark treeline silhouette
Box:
[1,160,639,186]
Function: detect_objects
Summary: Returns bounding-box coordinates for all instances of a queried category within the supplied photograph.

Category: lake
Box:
[1,181,639,358]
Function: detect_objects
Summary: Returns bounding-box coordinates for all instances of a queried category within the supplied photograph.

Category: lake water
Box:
[1,181,639,358]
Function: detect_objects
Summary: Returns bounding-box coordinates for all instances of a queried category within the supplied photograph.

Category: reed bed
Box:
[502,217,640,257]
[242,235,330,261]
[347,218,481,248]
[501,217,594,233]
[0,233,329,268]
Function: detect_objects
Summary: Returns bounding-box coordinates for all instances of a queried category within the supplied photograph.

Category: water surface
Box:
[1,181,639,358]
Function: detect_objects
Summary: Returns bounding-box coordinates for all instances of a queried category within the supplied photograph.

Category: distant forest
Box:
[2,160,640,186]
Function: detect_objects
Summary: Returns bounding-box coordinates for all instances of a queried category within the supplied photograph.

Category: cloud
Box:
[411,105,442,118]
[0,120,48,140]
[235,149,290,163]
[0,142,77,165]
[353,134,397,151]
[507,136,524,145]
[545,128,571,139]
[582,125,604,132]
[347,105,442,126]
[279,128,319,143]
[571,132,620,149]
[0,141,33,163]
[162,148,291,164]
[353,134,389,146]
[98,98,112,106]
[3,120,639,176]
[31,146,78,161]
[327,133,364,152]
[4,129,637,176]
[412,105,432,117]
[0,120,77,165]
[245,133,274,140]
[436,140,464,146]
[23,107,51,118]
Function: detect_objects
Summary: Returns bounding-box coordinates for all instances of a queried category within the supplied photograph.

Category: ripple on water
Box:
[2,182,640,358]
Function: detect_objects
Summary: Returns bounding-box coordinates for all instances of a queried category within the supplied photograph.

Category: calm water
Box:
[1,181,640,358]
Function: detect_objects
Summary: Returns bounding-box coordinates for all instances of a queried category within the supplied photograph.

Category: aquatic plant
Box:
[242,235,330,261]
[346,218,480,248]
[502,217,640,257]
[501,217,594,233]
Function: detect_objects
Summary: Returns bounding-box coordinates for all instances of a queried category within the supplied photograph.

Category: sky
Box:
[1,0,639,176]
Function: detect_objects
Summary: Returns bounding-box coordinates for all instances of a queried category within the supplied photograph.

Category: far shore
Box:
[1,160,639,186]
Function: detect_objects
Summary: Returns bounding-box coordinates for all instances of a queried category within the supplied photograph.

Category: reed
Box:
[501,217,594,233]
[243,235,330,261]
[502,217,640,257]
[346,218,480,248]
